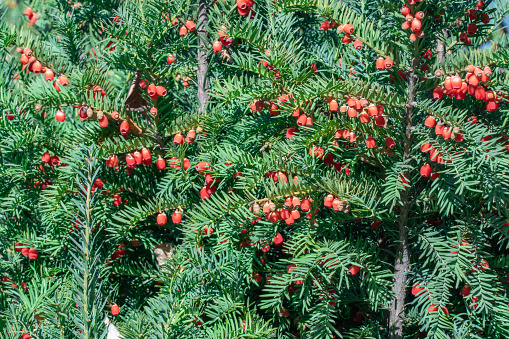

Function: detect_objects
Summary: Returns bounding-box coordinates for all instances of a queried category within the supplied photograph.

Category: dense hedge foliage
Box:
[1,0,509,338]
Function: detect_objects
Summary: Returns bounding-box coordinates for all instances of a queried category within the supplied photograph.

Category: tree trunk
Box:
[197,0,209,114]
[389,57,418,339]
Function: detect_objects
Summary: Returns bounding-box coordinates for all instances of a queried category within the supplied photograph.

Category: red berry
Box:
[442,127,452,140]
[320,20,330,31]
[147,83,157,96]
[432,87,444,100]
[384,57,393,70]
[451,76,462,89]
[23,48,33,57]
[28,248,38,260]
[126,153,136,168]
[202,226,213,235]
[324,194,334,207]
[424,116,436,128]
[98,116,108,128]
[371,220,381,229]
[174,133,185,144]
[286,127,298,139]
[41,151,50,163]
[58,75,69,86]
[359,113,369,123]
[385,137,395,149]
[269,104,278,116]
[32,60,42,73]
[156,156,166,170]
[366,136,375,148]
[411,18,421,32]
[157,212,167,226]
[412,283,426,296]
[141,147,152,163]
[172,210,182,224]
[273,232,284,246]
[120,121,130,135]
[481,13,489,24]
[179,26,188,37]
[196,162,211,173]
[15,241,24,252]
[24,7,33,18]
[300,199,311,211]
[20,54,29,65]
[461,284,471,297]
[435,124,444,136]
[55,109,65,122]
[348,265,360,275]
[420,164,431,177]
[213,41,222,53]
[111,304,120,316]
[353,39,362,50]
[329,99,338,111]
[343,23,354,34]
[427,304,438,314]
[156,86,167,97]
[185,20,196,31]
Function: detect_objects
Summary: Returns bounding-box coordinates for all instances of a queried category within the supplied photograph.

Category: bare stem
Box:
[389,57,418,339]
[197,0,209,114]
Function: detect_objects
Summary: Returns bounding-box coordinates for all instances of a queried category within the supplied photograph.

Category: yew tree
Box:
[1,0,509,338]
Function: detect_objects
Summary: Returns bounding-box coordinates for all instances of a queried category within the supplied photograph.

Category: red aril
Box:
[420,164,431,177]
[424,116,436,128]
[348,265,360,275]
[185,20,196,31]
[385,137,395,149]
[157,212,167,225]
[172,210,182,224]
[111,304,120,316]
[213,41,222,53]
[55,109,65,122]
[156,156,166,170]
[179,26,188,37]
[329,99,338,111]
[28,248,38,260]
[366,136,375,148]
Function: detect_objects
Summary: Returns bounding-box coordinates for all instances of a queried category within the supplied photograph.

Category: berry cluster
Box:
[15,46,69,96]
[15,242,38,260]
[140,80,167,101]
[400,1,426,42]
[173,128,197,144]
[23,7,39,26]
[323,194,350,213]
[433,65,500,111]
[156,210,183,226]
[250,196,313,226]
[459,1,490,46]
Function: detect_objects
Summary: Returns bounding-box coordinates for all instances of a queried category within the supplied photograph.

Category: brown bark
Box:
[389,57,418,339]
[436,29,448,63]
[197,0,209,113]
